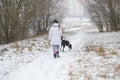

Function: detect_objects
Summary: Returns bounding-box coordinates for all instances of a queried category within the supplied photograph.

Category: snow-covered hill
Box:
[0,23,120,80]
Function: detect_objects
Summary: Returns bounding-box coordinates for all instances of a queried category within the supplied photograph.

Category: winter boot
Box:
[56,51,60,58]
[53,54,56,58]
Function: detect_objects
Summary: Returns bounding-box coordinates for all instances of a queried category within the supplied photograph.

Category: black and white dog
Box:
[60,36,72,52]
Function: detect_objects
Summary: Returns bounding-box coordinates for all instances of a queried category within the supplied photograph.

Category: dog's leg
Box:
[68,46,71,51]
[69,48,71,51]
[62,45,65,52]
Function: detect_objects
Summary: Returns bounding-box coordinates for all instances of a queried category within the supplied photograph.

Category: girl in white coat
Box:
[48,20,62,58]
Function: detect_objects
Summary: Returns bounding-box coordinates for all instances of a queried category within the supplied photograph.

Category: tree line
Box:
[86,0,120,32]
[0,0,66,44]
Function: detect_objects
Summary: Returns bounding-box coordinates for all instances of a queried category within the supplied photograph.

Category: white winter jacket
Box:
[48,23,62,45]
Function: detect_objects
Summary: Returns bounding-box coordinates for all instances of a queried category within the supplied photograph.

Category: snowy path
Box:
[3,32,83,80]
[1,31,120,80]
[7,51,77,80]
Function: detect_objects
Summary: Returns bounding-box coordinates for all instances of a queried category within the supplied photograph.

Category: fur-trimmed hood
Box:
[53,23,58,27]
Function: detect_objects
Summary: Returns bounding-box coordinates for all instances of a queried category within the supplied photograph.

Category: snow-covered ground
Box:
[0,20,120,80]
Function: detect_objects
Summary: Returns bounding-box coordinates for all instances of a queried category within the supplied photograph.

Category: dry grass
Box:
[111,50,117,55]
[98,74,108,78]
[10,42,35,52]
[115,64,120,77]
[115,65,120,71]
[68,66,93,80]
[79,70,93,80]
[69,70,75,80]
[11,43,21,52]
[0,48,9,56]
[83,45,118,58]
[76,59,82,63]
[68,70,81,80]
[73,43,119,80]
[31,43,36,46]
[28,46,33,51]
[68,70,75,77]
[85,74,92,80]
[95,46,105,57]
[11,43,20,49]
[83,45,106,57]
[1,48,9,52]
[96,63,118,79]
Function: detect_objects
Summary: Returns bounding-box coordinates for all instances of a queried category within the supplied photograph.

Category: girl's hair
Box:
[58,23,61,31]
[53,19,58,23]
[53,19,61,31]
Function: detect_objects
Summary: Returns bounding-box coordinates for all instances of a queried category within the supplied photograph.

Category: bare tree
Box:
[86,0,120,32]
[0,0,35,44]
[31,0,66,35]
[0,0,66,44]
